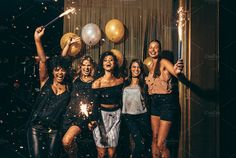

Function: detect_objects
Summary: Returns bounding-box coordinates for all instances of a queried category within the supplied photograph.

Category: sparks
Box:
[80,102,89,117]
[59,8,76,17]
[177,7,186,41]
[43,8,76,28]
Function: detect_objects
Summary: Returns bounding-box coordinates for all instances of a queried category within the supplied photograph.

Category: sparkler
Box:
[177,7,186,59]
[78,101,93,118]
[80,102,89,117]
[43,8,75,28]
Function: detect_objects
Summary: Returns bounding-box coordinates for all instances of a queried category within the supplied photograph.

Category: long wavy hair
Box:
[159,50,179,93]
[78,55,96,78]
[159,50,174,64]
[124,59,148,98]
[153,50,175,78]
[96,51,120,79]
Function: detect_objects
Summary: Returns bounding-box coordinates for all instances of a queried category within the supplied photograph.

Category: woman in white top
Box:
[122,59,151,158]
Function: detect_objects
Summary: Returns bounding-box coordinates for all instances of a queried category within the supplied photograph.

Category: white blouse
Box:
[122,85,147,115]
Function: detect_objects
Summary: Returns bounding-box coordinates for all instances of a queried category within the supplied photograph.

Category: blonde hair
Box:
[76,55,96,77]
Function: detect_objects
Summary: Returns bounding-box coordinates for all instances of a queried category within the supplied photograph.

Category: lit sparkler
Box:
[79,101,93,118]
[177,7,186,59]
[80,102,89,117]
[43,7,75,28]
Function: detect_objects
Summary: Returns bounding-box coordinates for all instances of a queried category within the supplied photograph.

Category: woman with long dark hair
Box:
[27,27,71,158]
[91,51,124,158]
[145,40,183,158]
[122,59,151,158]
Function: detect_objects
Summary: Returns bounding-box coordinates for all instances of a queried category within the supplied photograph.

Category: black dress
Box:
[63,77,95,131]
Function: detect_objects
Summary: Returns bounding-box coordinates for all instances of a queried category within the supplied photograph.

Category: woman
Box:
[92,51,124,158]
[27,27,71,158]
[145,40,183,158]
[62,55,96,158]
[122,59,151,158]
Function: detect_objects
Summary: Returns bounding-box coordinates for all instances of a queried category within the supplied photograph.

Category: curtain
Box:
[63,0,174,65]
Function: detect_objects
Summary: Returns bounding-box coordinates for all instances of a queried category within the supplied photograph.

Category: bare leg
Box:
[62,126,81,158]
[97,146,106,158]
[157,120,171,158]
[151,115,160,158]
[108,147,116,158]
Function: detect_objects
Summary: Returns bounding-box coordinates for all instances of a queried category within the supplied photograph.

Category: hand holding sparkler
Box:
[34,26,45,41]
[88,121,97,131]
[174,59,184,75]
[79,102,98,131]
[43,8,75,28]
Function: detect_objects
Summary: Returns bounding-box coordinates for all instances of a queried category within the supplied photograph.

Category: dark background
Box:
[220,1,236,158]
[0,0,65,157]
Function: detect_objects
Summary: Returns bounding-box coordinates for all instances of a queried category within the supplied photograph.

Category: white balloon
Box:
[81,23,101,46]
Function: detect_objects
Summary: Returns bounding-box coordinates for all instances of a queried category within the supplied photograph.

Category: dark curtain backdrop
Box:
[63,0,176,64]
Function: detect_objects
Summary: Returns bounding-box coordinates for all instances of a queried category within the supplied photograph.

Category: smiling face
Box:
[81,59,92,77]
[131,62,141,78]
[103,55,115,71]
[148,41,160,59]
[53,66,66,83]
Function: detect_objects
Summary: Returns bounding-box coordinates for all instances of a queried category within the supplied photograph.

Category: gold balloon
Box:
[105,19,125,43]
[60,32,82,57]
[143,57,153,69]
[111,49,123,67]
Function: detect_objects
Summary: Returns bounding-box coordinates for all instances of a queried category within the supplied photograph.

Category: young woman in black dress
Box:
[62,55,96,158]
[27,27,71,158]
